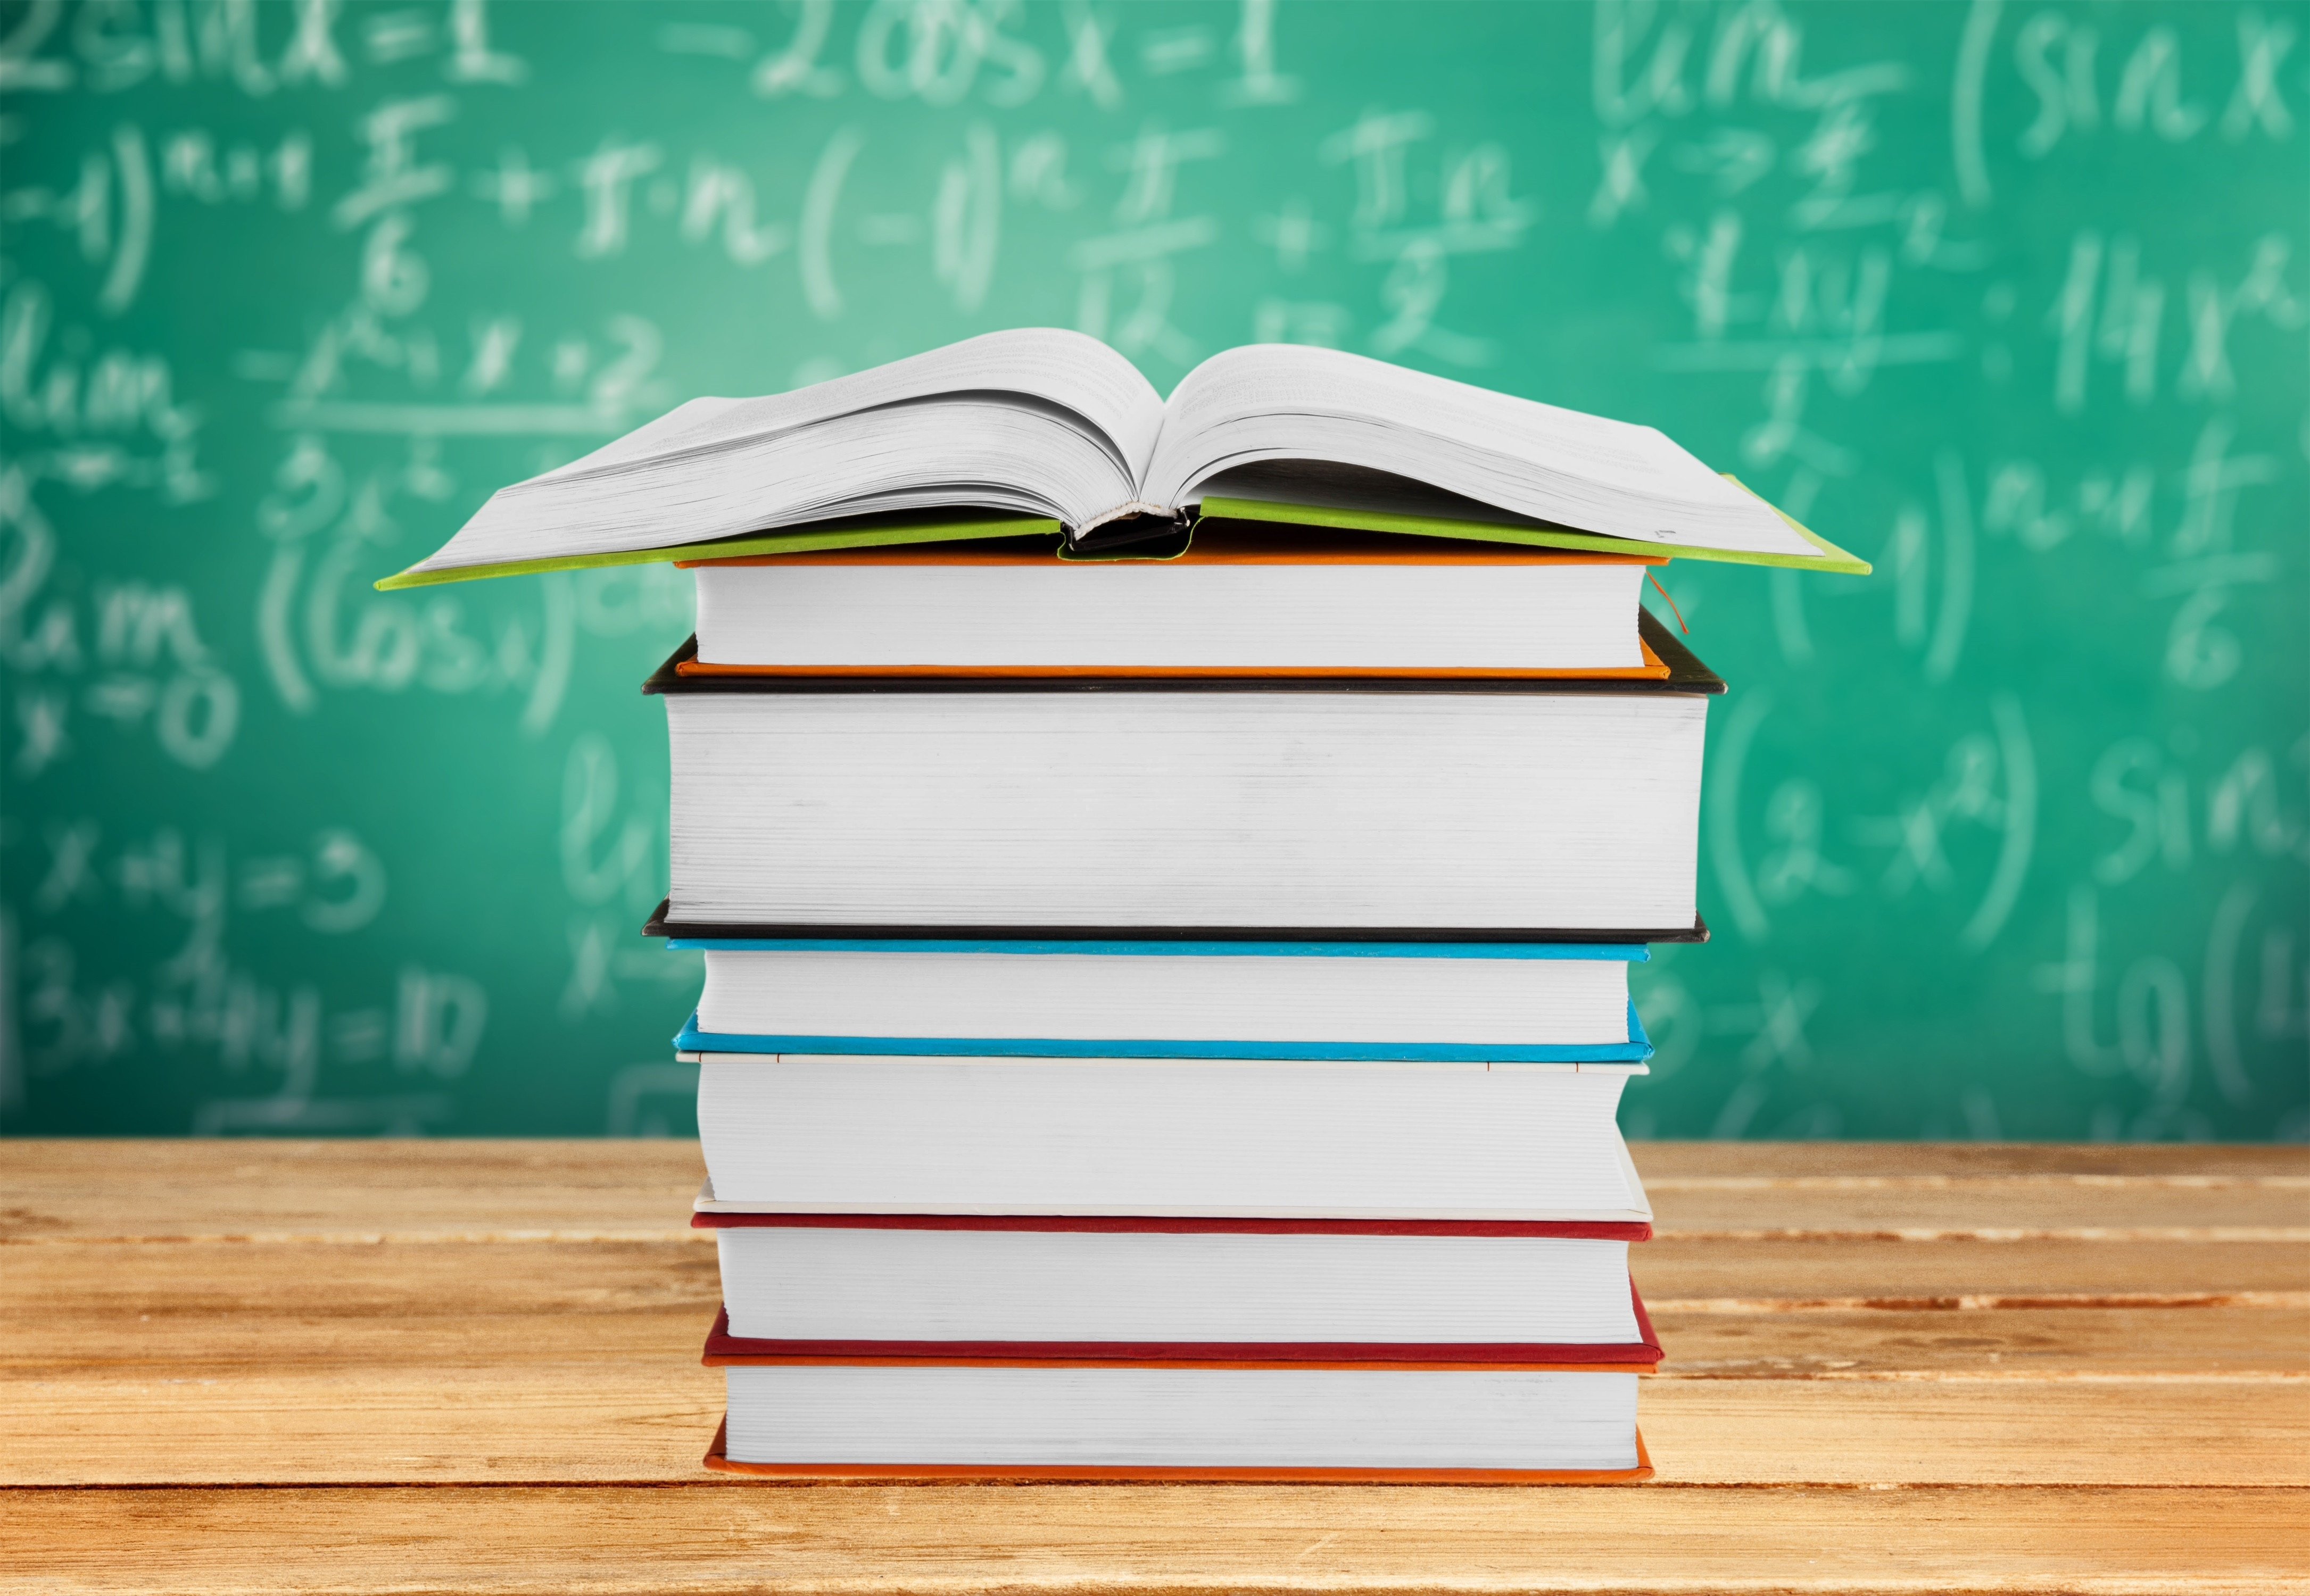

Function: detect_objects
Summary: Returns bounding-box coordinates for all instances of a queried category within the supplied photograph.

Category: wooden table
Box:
[4,1141,2304,1593]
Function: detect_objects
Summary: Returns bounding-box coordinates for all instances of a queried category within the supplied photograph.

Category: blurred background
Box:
[2,0,2303,1139]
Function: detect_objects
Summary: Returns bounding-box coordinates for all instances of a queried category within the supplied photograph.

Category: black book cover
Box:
[640,606,1719,943]
[642,897,1707,946]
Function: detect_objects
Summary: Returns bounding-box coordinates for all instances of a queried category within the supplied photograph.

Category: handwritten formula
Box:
[2,1,2301,1139]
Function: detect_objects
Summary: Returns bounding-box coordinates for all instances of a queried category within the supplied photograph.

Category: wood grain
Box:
[10,1140,2301,1241]
[7,1486,2306,1595]
[1648,1304,2310,1377]
[4,1141,2305,1592]
[0,1140,708,1243]
[9,1242,2304,1376]
[1635,1143,2310,1177]
[1635,1235,2309,1300]
[8,1363,2303,1486]
[18,1229,2308,1305]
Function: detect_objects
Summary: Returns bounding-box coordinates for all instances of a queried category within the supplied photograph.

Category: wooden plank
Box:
[6,1485,2306,1595]
[0,1241,719,1350]
[1643,1381,2310,1486]
[18,1303,2304,1382]
[5,1361,2303,1486]
[8,1140,2302,1242]
[1648,1306,2310,1377]
[1633,1143,2310,1178]
[0,1242,720,1376]
[1646,1182,2309,1235]
[0,1141,707,1243]
[0,1365,723,1485]
[1642,1140,2310,1236]
[1636,1237,2309,1302]
[5,1146,2303,1499]
[9,1243,2304,1377]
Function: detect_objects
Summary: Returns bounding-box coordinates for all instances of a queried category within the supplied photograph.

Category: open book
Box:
[384,330,1865,588]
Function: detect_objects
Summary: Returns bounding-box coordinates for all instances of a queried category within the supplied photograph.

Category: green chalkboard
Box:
[3,0,2303,1141]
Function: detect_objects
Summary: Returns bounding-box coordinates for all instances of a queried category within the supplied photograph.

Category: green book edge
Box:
[372,513,1062,591]
[376,476,1868,590]
[1202,475,1870,574]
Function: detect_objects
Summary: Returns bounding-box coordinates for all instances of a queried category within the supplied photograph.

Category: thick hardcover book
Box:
[668,935,1655,1061]
[673,527,1676,680]
[673,999,1652,1062]
[673,1008,1649,1062]
[647,897,1710,946]
[698,1211,1655,1358]
[698,1285,1664,1366]
[672,1001,1652,1062]
[687,1053,1652,1223]
[642,610,1725,940]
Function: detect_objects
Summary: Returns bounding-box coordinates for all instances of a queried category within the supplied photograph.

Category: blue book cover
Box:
[674,1007,1654,1065]
[669,937,1653,1061]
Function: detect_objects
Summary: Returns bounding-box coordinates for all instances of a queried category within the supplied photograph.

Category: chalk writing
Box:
[0,0,2298,1140]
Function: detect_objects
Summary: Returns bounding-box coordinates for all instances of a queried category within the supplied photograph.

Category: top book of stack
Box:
[378,329,1867,589]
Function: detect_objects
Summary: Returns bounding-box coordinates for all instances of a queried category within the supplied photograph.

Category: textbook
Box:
[680,529,1671,678]
[688,1052,1651,1221]
[702,1369,1652,1481]
[648,613,1723,937]
[670,937,1649,1060]
[698,1224,1660,1358]
[382,329,1867,588]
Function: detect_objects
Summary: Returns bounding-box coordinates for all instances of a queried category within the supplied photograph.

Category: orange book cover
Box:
[689,1211,1655,1242]
[699,1416,1656,1484]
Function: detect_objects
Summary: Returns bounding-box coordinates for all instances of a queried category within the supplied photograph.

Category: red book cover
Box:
[690,1210,1653,1242]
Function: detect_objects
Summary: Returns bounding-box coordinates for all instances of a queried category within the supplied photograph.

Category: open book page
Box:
[543,328,1166,484]
[1139,345,1820,560]
[409,329,1165,575]
[1195,459,1558,528]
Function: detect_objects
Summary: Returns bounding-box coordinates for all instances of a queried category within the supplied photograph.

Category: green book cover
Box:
[1199,476,1869,574]
[372,511,1061,591]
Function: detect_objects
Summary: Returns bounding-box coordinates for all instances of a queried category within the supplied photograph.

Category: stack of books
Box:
[392,331,1864,1481]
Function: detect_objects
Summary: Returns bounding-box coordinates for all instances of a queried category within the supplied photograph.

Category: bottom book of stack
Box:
[684,1048,1661,1481]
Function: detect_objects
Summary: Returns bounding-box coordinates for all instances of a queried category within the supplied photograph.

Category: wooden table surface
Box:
[3,1140,2305,1594]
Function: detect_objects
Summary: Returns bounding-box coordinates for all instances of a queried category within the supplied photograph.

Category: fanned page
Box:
[402,329,1164,578]
[1140,345,1823,561]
